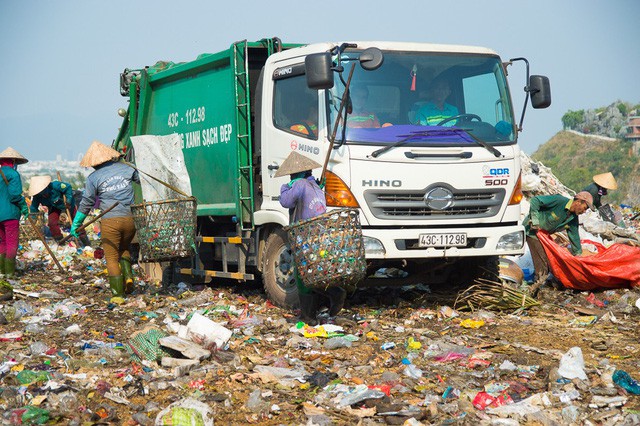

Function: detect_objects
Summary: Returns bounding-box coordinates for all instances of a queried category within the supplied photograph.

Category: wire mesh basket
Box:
[19,212,45,243]
[285,208,366,290]
[131,197,197,263]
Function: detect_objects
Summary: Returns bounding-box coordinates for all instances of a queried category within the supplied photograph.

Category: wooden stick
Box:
[26,216,66,272]
[0,168,66,272]
[58,202,120,244]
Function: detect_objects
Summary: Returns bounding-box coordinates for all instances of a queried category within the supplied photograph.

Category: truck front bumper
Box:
[361,225,525,259]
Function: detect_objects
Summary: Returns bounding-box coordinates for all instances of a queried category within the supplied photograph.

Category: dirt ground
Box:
[1,245,639,425]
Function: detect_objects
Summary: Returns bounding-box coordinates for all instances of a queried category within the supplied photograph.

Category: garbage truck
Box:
[113,37,551,308]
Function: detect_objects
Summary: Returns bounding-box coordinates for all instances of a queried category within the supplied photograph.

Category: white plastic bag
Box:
[557,346,587,380]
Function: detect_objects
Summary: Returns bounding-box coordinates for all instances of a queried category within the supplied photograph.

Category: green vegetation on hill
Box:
[532,131,638,206]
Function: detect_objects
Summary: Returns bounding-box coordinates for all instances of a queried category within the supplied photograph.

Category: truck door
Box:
[262,65,324,210]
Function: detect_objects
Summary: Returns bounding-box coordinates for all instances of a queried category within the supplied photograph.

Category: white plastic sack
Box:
[557,346,587,381]
[130,134,192,202]
[185,312,232,349]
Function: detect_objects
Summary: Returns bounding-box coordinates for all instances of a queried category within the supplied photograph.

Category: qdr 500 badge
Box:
[482,166,510,186]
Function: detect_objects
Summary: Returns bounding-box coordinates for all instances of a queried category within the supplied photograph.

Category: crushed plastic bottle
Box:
[612,370,640,395]
[337,385,386,407]
[403,364,423,379]
[29,341,49,356]
[324,336,352,349]
[246,389,267,413]
[16,370,52,385]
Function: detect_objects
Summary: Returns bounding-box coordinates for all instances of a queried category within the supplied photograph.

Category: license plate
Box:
[419,233,467,248]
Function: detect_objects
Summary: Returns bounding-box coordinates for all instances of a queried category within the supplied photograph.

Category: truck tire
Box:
[262,228,299,309]
[451,256,500,287]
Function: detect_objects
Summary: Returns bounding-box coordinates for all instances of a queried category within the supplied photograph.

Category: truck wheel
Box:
[452,256,500,287]
[262,228,299,309]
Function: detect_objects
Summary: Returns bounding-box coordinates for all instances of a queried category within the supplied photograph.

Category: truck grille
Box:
[364,186,505,220]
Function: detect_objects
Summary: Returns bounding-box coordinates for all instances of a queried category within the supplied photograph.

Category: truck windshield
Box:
[327,51,515,147]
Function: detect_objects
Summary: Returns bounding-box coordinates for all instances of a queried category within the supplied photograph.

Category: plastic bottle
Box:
[16,370,52,385]
[324,337,352,350]
[30,341,49,356]
[246,389,267,413]
[403,364,423,379]
[612,370,640,395]
[25,323,46,334]
[22,405,49,425]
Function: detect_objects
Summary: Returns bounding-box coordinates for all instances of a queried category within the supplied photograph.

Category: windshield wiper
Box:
[463,129,503,158]
[369,129,463,158]
[370,128,503,159]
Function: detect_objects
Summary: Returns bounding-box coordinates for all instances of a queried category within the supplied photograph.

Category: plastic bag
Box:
[538,231,640,290]
[155,398,213,426]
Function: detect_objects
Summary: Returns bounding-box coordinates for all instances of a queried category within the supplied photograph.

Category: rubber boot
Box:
[0,254,5,277]
[298,292,318,326]
[120,257,134,294]
[108,275,125,303]
[326,286,347,317]
[5,258,16,278]
[79,235,91,248]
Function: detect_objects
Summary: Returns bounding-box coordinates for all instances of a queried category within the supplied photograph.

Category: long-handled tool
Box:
[58,202,120,245]
[0,169,66,273]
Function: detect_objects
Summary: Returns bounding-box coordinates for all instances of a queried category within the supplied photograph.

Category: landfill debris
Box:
[1,224,639,424]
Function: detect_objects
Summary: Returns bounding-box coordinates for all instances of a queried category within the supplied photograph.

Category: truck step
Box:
[197,236,251,245]
[179,268,254,281]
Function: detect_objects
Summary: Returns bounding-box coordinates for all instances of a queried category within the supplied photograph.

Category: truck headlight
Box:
[363,236,385,255]
[496,231,524,251]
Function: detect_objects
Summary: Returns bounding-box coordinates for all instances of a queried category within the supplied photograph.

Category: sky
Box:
[1,0,639,161]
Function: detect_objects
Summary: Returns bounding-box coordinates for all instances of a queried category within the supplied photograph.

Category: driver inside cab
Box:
[417,77,459,127]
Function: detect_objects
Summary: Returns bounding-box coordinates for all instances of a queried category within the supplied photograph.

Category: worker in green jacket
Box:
[0,147,29,278]
[523,191,593,290]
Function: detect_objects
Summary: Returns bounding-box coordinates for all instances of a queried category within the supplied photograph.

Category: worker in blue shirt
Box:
[29,175,90,246]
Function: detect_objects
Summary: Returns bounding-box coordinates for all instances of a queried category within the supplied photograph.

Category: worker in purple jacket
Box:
[275,151,347,324]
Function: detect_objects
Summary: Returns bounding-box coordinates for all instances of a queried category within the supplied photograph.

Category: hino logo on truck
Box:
[362,180,402,187]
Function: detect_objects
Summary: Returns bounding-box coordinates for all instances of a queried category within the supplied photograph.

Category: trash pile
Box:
[1,155,638,424]
[1,235,640,424]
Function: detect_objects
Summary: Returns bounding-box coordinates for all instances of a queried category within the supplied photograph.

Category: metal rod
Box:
[321,63,357,182]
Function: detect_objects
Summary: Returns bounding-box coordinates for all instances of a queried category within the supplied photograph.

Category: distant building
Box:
[624,116,640,155]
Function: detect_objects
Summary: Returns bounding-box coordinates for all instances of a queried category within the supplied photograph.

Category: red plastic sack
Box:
[537,231,640,290]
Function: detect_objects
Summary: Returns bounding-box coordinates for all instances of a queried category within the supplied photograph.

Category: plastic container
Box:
[403,364,423,379]
[324,336,352,350]
[612,370,640,395]
[184,312,232,349]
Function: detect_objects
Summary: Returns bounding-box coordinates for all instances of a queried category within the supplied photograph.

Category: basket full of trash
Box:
[19,212,45,242]
[285,208,366,290]
[131,197,197,262]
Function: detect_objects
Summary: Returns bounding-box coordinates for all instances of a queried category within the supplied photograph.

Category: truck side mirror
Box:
[305,53,334,90]
[529,75,551,109]
[359,47,384,71]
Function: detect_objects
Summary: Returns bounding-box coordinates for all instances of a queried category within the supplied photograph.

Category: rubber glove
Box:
[70,211,87,237]
[21,203,29,218]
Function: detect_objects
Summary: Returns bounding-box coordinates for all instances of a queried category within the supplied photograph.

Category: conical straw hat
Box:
[593,172,618,190]
[274,151,322,177]
[0,147,28,164]
[80,140,122,167]
[28,175,52,196]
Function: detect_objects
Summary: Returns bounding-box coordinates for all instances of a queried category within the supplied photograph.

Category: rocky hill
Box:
[531,130,639,206]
